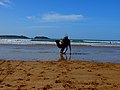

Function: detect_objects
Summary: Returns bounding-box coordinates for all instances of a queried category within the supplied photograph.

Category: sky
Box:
[0,0,120,40]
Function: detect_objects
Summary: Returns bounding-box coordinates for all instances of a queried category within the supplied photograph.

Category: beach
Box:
[0,60,120,90]
[0,43,120,90]
[1,0,120,89]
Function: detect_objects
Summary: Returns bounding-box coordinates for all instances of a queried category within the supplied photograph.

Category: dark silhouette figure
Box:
[55,36,71,54]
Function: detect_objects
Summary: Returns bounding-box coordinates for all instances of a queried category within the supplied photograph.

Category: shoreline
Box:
[0,60,120,90]
[0,43,120,47]
[1,59,120,64]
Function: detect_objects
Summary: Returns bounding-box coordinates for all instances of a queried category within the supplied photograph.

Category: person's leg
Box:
[60,47,65,54]
[64,47,68,54]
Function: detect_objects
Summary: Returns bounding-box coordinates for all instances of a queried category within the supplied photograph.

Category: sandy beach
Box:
[0,60,120,90]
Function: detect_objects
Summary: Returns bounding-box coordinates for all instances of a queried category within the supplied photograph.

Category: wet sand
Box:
[0,44,120,63]
[0,60,120,90]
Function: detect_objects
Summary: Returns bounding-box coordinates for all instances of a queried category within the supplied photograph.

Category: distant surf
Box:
[0,38,120,47]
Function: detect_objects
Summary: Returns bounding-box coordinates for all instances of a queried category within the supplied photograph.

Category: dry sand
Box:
[0,60,120,90]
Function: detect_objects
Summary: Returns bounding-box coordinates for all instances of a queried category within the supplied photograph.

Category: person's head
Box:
[64,34,68,39]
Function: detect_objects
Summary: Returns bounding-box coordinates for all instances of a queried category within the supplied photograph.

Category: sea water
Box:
[0,39,120,46]
[0,39,120,63]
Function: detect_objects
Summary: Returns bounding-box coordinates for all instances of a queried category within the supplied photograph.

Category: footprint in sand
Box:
[42,84,52,90]
[55,79,62,83]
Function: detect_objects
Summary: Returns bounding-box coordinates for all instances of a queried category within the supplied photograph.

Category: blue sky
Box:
[0,0,120,39]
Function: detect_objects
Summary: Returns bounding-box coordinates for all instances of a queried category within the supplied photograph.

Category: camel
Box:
[55,39,71,54]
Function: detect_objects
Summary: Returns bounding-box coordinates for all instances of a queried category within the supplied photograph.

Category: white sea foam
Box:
[0,39,56,45]
[0,39,120,47]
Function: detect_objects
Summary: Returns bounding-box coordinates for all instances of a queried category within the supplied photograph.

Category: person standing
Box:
[60,35,71,54]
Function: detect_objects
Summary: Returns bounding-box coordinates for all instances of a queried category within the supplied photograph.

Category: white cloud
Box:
[31,26,56,29]
[26,16,41,22]
[41,13,84,22]
[27,13,84,22]
[0,0,12,7]
[26,16,35,20]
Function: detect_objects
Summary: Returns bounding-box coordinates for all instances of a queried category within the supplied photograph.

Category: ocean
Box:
[0,39,120,63]
[0,38,120,46]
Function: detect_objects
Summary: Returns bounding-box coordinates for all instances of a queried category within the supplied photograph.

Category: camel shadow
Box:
[59,53,71,61]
